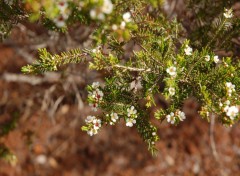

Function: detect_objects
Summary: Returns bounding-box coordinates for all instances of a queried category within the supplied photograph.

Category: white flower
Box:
[123,12,131,22]
[213,55,219,63]
[127,106,137,117]
[224,106,229,112]
[168,87,175,96]
[93,119,102,130]
[85,116,96,123]
[184,45,193,55]
[225,82,235,96]
[92,82,100,89]
[112,24,118,30]
[89,103,98,111]
[166,66,177,77]
[90,9,105,20]
[224,9,233,19]
[90,9,97,19]
[225,82,235,90]
[96,89,104,100]
[205,55,210,62]
[226,106,239,120]
[57,0,68,12]
[90,89,103,100]
[126,118,136,127]
[101,0,113,14]
[166,112,175,124]
[53,15,66,27]
[152,132,156,136]
[110,113,119,123]
[87,128,98,136]
[178,111,186,121]
[206,111,209,117]
[225,100,231,105]
[120,21,126,29]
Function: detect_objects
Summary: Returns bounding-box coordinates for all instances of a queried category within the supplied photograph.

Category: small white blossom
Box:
[225,82,235,90]
[112,24,118,30]
[206,111,210,117]
[184,45,193,55]
[224,8,233,19]
[53,15,66,27]
[127,106,137,117]
[110,113,119,123]
[213,55,219,63]
[152,132,156,136]
[123,12,132,22]
[205,55,210,62]
[166,66,177,77]
[93,119,102,130]
[126,118,136,127]
[225,82,235,96]
[225,100,231,105]
[166,112,175,124]
[168,87,175,96]
[87,128,98,136]
[226,106,239,120]
[89,103,98,111]
[92,47,101,53]
[224,106,229,112]
[120,21,126,29]
[177,110,186,121]
[101,0,113,14]
[92,82,100,89]
[57,0,68,12]
[90,89,103,100]
[85,115,96,123]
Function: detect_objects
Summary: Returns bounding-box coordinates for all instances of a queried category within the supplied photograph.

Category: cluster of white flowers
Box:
[90,0,113,20]
[4,0,13,5]
[168,87,175,96]
[225,82,235,97]
[204,55,219,63]
[224,8,233,19]
[166,110,186,124]
[225,106,239,120]
[53,0,71,27]
[166,66,177,78]
[220,99,239,120]
[107,112,119,125]
[88,82,104,111]
[126,106,137,127]
[184,45,193,55]
[85,116,102,136]
[111,12,132,31]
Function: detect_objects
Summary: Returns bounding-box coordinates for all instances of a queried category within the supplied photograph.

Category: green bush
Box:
[0,0,239,155]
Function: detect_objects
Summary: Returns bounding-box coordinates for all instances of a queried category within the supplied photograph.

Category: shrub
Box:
[1,0,239,155]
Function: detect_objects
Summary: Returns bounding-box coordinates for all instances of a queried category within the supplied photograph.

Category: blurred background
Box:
[0,0,240,176]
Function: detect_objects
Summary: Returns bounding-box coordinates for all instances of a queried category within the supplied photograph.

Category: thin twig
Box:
[113,64,151,72]
[210,113,218,160]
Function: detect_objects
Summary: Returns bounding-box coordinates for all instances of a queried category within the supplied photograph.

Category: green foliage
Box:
[22,48,88,74]
[0,112,19,137]
[0,0,239,154]
[0,0,26,41]
[0,144,17,165]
